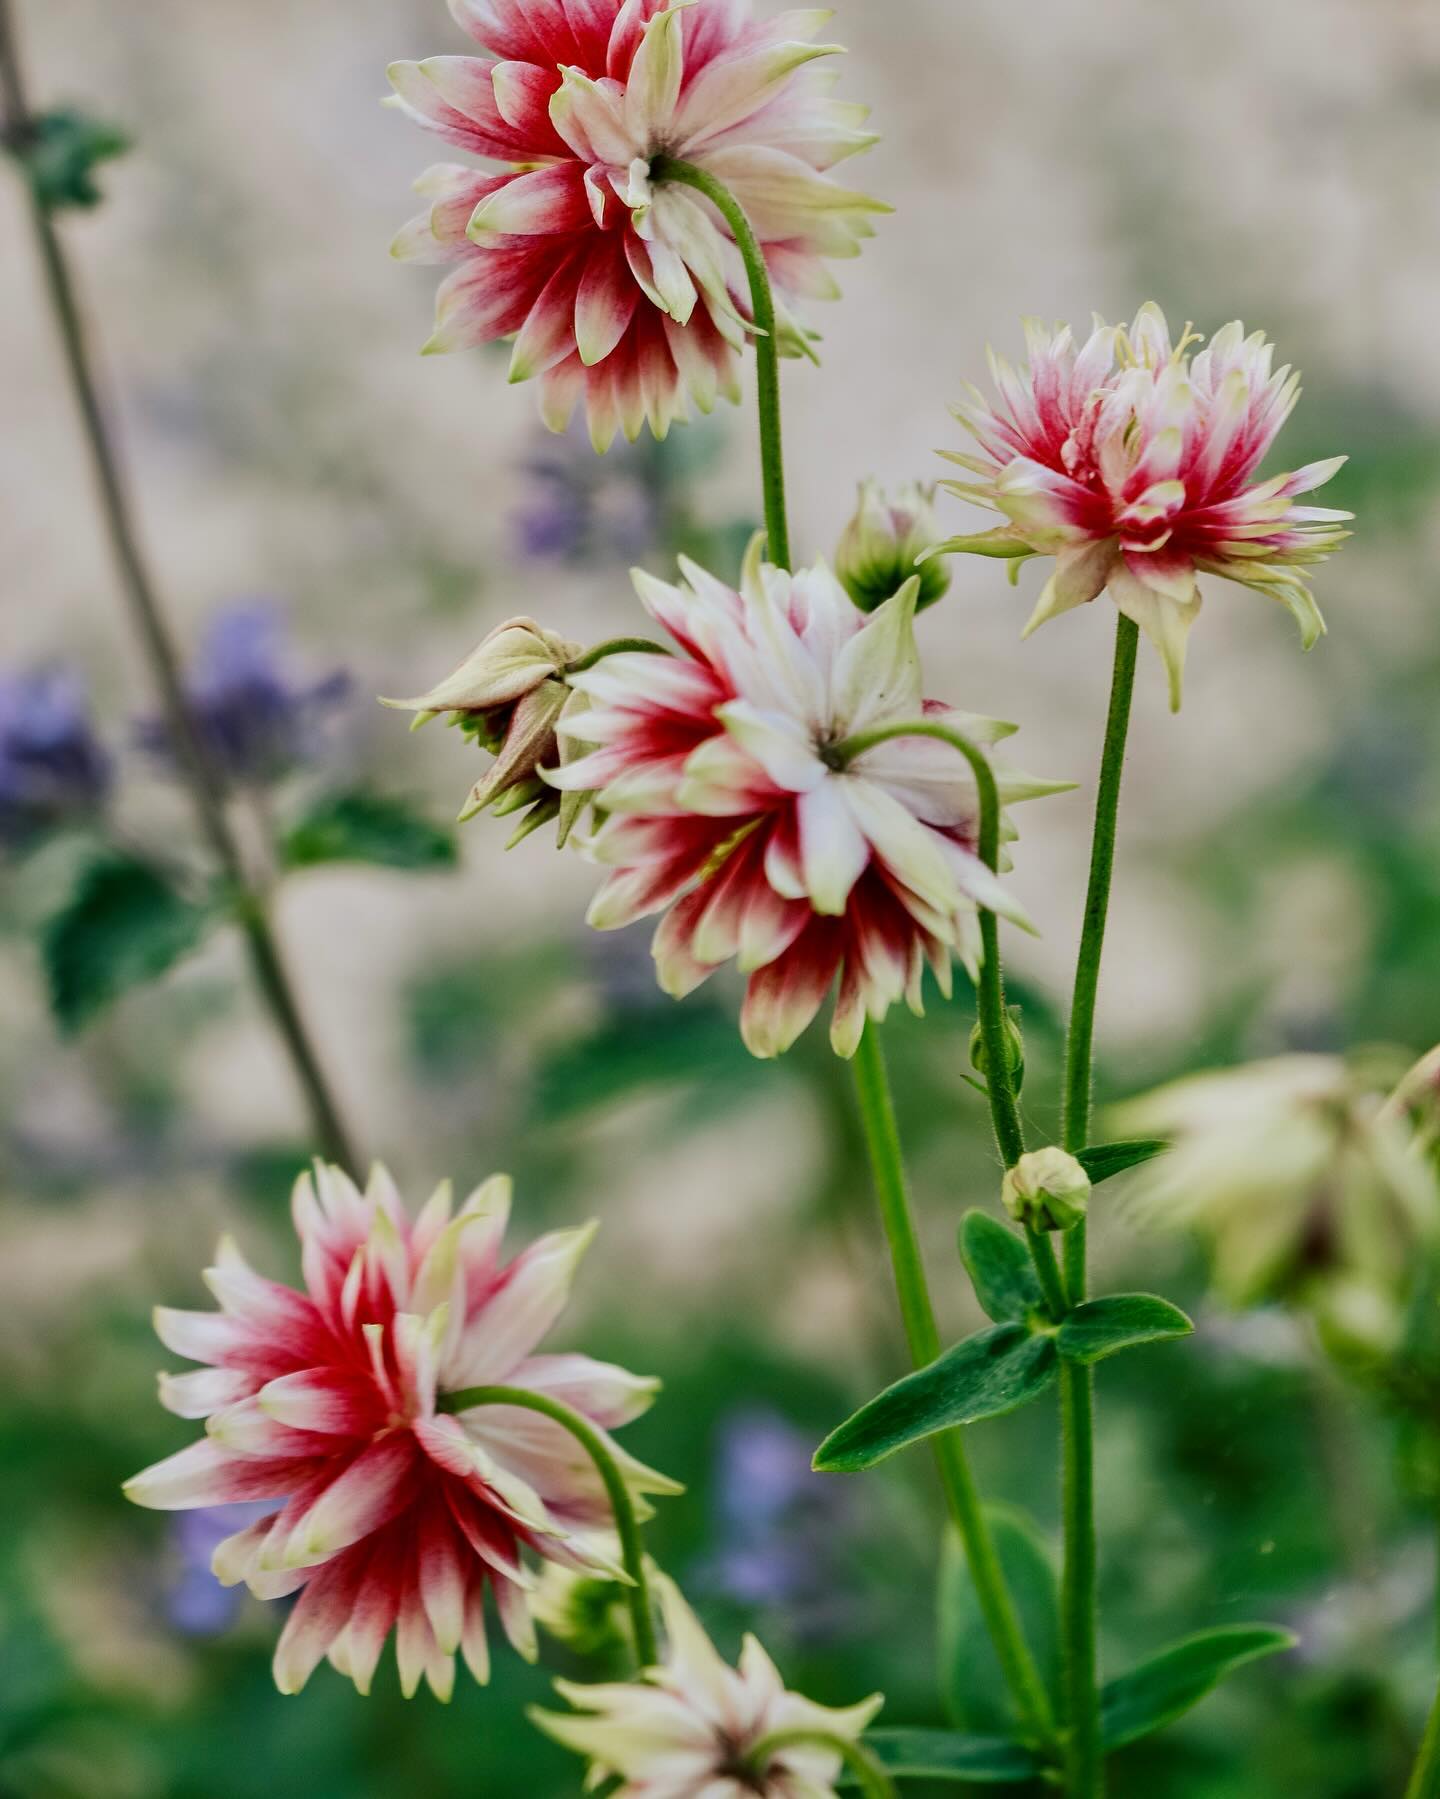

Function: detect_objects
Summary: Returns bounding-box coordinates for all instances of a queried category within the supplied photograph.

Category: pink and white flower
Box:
[941,304,1352,708]
[534,1575,883,1796]
[547,548,1070,1059]
[126,1165,676,1699]
[388,0,884,449]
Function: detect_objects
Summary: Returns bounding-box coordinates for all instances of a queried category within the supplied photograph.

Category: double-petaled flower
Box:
[389,0,884,449]
[940,304,1352,708]
[546,547,1069,1059]
[126,1165,676,1698]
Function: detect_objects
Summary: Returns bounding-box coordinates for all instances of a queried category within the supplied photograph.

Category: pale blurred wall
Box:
[4,0,1439,1180]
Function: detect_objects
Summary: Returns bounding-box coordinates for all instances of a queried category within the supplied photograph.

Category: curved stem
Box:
[438,1384,658,1670]
[750,1728,897,1799]
[650,155,791,573]
[852,1027,1055,1747]
[0,0,357,1174]
[1407,1682,1440,1799]
[566,637,672,674]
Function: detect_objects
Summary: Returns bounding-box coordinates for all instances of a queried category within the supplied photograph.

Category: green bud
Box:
[970,1005,1026,1093]
[835,479,952,614]
[1002,1147,1091,1234]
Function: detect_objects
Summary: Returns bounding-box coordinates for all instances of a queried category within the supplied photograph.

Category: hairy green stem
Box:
[1056,612,1139,1797]
[438,1384,658,1669]
[852,1027,1055,1746]
[0,0,357,1174]
[566,637,672,673]
[750,1728,897,1799]
[651,155,791,572]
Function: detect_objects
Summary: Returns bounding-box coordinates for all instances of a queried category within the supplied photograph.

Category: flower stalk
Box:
[0,0,357,1174]
[749,1728,898,1799]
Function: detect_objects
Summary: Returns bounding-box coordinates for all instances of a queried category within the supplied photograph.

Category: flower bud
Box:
[835,478,952,614]
[970,1005,1026,1093]
[1002,1147,1091,1234]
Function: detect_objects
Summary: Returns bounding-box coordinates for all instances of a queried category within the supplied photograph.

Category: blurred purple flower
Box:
[138,603,350,786]
[165,1500,282,1637]
[0,667,111,846]
[513,427,661,568]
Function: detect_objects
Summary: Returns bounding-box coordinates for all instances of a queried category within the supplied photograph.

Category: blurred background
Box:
[3,0,1440,1793]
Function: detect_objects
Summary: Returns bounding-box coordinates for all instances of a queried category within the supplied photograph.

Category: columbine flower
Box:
[547,547,1069,1059]
[1114,1056,1438,1357]
[388,0,884,450]
[0,667,111,846]
[835,479,951,614]
[533,1577,882,1796]
[138,603,349,786]
[384,616,588,841]
[940,304,1352,709]
[125,1164,676,1699]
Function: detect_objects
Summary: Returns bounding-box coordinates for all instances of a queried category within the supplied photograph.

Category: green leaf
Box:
[1076,1139,1169,1185]
[959,1211,1043,1324]
[940,1506,1062,1734]
[842,1730,1045,1785]
[14,109,130,212]
[282,791,457,873]
[814,1325,1058,1473]
[1101,1625,1296,1751]
[1059,1294,1194,1365]
[42,855,213,1032]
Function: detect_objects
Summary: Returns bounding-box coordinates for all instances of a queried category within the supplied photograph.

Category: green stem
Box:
[1407,1681,1440,1799]
[1056,612,1139,1798]
[852,1027,1055,1747]
[0,0,357,1175]
[750,1729,897,1799]
[651,155,791,573]
[438,1384,658,1670]
[566,637,672,673]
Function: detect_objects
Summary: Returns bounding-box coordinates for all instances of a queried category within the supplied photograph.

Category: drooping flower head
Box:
[389,0,885,449]
[0,666,111,847]
[533,1576,883,1796]
[126,1165,676,1698]
[546,546,1070,1058]
[941,304,1352,708]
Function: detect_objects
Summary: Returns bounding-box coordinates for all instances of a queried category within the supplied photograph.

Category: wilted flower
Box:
[0,667,111,846]
[389,0,884,449]
[1002,1146,1090,1234]
[1114,1055,1438,1358]
[533,1576,883,1796]
[941,304,1351,708]
[547,546,1069,1058]
[126,1164,675,1699]
[836,479,951,614]
[138,603,349,786]
[384,616,588,841]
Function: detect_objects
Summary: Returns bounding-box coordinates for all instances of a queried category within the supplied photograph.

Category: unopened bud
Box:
[1002,1148,1090,1234]
[970,1005,1026,1092]
[835,479,952,614]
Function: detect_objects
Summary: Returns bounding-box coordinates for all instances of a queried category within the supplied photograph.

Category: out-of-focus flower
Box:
[1384,1044,1440,1172]
[165,1501,282,1637]
[0,668,111,846]
[125,1164,676,1699]
[514,424,662,566]
[547,547,1069,1058]
[389,0,884,449]
[138,604,350,786]
[940,304,1352,709]
[533,1576,883,1796]
[384,616,588,841]
[1001,1146,1090,1234]
[532,1540,638,1663]
[1114,1055,1438,1359]
[836,479,951,614]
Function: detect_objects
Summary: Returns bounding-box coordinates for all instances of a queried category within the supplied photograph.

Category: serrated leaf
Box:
[42,855,213,1032]
[814,1325,1058,1473]
[1101,1625,1296,1751]
[1077,1139,1169,1185]
[840,1730,1046,1784]
[282,790,456,873]
[1059,1294,1194,1365]
[940,1506,1062,1734]
[959,1211,1044,1324]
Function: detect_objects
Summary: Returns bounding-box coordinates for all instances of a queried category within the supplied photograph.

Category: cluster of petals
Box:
[942,303,1352,708]
[534,1575,882,1795]
[126,1165,675,1699]
[388,0,884,449]
[547,547,1068,1059]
